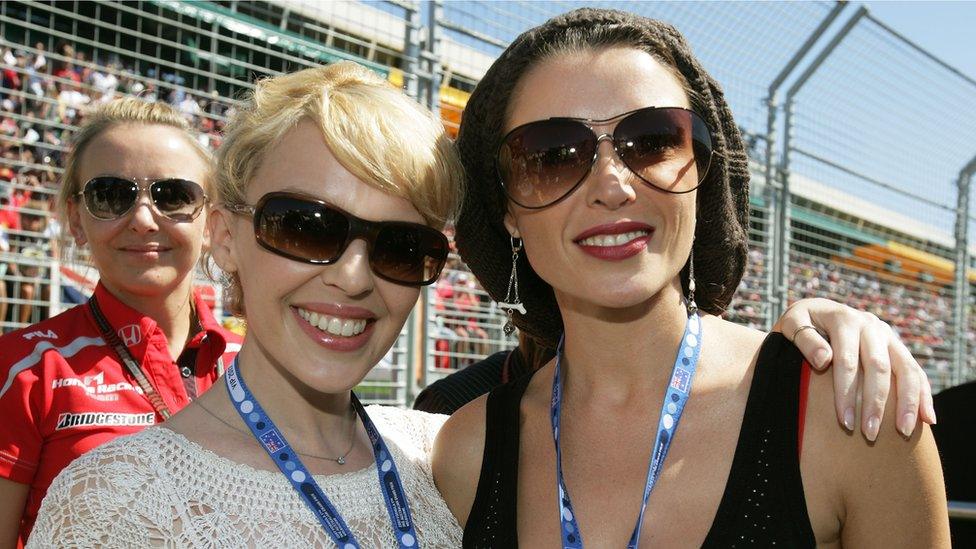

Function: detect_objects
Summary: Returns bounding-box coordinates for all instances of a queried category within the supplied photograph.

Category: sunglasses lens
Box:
[82,177,138,219]
[255,196,348,263]
[614,108,713,192]
[150,179,206,221]
[499,120,596,208]
[373,225,448,285]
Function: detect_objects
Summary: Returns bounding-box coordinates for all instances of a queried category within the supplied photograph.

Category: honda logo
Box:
[118,324,142,347]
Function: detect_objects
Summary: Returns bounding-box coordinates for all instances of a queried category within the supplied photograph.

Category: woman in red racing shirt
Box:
[0,98,241,547]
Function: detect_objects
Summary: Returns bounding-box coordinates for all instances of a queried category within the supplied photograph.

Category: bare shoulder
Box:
[801,367,949,546]
[703,315,767,346]
[432,393,488,528]
[700,316,768,376]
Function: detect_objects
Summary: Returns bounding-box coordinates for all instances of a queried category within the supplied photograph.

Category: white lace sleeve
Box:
[26,440,182,548]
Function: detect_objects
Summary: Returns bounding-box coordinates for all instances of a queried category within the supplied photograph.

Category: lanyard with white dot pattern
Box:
[551,311,702,548]
[225,359,419,549]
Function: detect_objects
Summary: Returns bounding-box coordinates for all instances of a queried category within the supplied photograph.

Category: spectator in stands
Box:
[433,9,947,546]
[0,98,241,547]
[3,199,53,326]
[30,43,45,74]
[0,48,22,98]
[55,80,88,123]
[178,93,202,122]
[89,61,119,103]
[51,42,77,84]
[72,51,91,86]
[0,183,19,231]
[24,47,46,99]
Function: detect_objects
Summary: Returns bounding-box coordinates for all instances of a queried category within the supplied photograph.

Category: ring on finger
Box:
[791,324,827,344]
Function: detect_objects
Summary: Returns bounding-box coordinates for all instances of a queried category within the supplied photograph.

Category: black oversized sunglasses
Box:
[226,192,449,286]
[497,106,713,209]
[77,176,208,221]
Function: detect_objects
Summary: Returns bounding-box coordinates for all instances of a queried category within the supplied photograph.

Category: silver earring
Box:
[686,245,698,316]
[498,236,526,336]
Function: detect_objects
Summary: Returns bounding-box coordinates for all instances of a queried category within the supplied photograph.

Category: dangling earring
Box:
[686,245,698,316]
[498,236,526,335]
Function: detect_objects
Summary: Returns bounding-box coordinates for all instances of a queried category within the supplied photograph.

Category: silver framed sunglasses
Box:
[76,176,208,221]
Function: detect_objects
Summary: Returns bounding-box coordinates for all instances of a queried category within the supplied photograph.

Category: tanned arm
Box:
[802,367,949,547]
[0,477,29,549]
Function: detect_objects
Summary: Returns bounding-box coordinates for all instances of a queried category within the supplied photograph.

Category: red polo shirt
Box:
[0,283,242,546]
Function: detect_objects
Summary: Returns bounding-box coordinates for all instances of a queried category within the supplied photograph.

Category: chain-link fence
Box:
[429,0,976,392]
[0,0,421,404]
[2,0,975,401]
[773,8,976,390]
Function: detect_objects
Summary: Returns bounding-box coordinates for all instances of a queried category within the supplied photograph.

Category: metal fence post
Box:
[401,0,422,101]
[778,7,868,313]
[423,0,444,116]
[763,1,846,328]
[954,156,976,385]
[48,257,62,317]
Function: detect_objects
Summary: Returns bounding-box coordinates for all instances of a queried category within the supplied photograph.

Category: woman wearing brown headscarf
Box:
[433,9,948,547]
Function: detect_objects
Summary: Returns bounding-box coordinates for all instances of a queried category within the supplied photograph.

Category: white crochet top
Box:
[27,406,462,548]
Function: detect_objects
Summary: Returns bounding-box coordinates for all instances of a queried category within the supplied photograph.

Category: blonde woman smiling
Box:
[28,63,463,547]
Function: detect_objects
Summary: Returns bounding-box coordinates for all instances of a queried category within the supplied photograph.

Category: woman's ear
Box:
[503,208,520,240]
[199,208,212,252]
[207,208,238,274]
[66,198,87,246]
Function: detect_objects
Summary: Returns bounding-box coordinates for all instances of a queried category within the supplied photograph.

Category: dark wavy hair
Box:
[454,8,751,348]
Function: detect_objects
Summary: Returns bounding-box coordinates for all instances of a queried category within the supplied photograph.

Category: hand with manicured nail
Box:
[772,297,934,440]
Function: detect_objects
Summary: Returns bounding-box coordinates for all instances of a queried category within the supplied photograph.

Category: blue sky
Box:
[865,1,976,80]
[418,1,976,245]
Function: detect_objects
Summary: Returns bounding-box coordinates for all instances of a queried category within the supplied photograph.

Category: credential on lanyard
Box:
[550,311,703,548]
[224,359,420,548]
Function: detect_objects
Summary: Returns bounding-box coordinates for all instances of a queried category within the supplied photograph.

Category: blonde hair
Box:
[57,97,211,230]
[212,61,464,315]
[214,62,462,227]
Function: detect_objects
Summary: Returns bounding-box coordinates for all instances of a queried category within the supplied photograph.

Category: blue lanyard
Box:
[551,311,702,548]
[224,359,419,548]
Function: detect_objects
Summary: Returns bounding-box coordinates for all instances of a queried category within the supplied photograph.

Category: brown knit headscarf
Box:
[455,8,750,349]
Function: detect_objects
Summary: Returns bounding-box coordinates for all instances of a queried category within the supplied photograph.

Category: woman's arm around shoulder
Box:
[801,367,949,547]
[431,394,488,529]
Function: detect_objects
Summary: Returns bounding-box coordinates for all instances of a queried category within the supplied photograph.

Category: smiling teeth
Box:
[578,230,649,247]
[296,308,368,337]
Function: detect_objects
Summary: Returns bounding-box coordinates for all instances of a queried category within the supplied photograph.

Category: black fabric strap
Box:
[177,346,199,399]
[88,296,172,419]
[463,369,536,548]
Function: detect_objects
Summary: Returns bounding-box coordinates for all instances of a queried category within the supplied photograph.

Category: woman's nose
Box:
[583,138,638,209]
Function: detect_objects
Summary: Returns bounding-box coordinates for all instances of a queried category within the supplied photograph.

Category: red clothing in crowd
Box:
[0,283,242,546]
[52,67,79,84]
[0,191,29,230]
[0,205,20,230]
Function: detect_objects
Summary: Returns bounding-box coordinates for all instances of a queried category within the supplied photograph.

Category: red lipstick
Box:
[573,221,654,261]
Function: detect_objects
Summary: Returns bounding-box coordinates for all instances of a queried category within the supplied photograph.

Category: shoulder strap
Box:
[88,296,171,419]
[463,371,534,547]
[703,333,815,547]
[797,360,812,457]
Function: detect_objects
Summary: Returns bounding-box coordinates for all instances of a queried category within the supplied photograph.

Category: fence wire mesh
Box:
[1,0,975,402]
[785,13,976,390]
[0,0,420,404]
[428,0,839,376]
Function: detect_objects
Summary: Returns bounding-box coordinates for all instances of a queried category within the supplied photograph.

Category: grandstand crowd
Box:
[0,39,230,329]
[0,39,971,386]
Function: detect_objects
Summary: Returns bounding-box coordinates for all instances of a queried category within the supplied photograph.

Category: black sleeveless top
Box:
[463,333,816,548]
